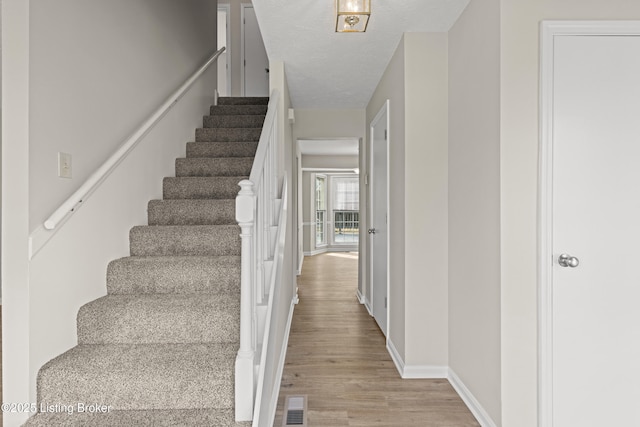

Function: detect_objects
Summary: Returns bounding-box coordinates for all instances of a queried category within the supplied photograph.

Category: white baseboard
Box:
[304,247,358,257]
[304,248,327,256]
[403,364,448,379]
[448,369,497,427]
[266,297,297,426]
[387,339,447,379]
[356,288,366,304]
[325,246,358,252]
[387,339,405,377]
[297,255,304,276]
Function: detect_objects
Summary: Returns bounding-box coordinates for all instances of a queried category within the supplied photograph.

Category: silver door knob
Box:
[558,253,579,268]
[368,228,376,234]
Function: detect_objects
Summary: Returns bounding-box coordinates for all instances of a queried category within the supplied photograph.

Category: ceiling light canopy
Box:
[335,0,370,33]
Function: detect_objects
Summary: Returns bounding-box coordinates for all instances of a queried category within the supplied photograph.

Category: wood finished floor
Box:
[274,253,480,427]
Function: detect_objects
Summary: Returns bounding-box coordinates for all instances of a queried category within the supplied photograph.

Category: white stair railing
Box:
[235,90,281,421]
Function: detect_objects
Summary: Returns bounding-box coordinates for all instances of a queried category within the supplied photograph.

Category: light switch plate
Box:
[58,152,72,178]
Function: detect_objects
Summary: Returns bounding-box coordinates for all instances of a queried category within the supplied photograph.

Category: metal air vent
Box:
[282,395,308,426]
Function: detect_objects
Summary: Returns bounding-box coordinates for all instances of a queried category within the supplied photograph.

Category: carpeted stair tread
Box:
[29,96,268,426]
[203,114,265,128]
[210,104,267,116]
[107,255,241,295]
[77,294,239,344]
[130,225,240,256]
[148,199,236,226]
[36,343,237,411]
[23,408,252,427]
[186,141,258,158]
[196,127,261,142]
[175,157,253,177]
[217,96,269,105]
[163,176,246,200]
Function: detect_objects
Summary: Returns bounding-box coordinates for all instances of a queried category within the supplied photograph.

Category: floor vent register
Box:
[283,395,308,426]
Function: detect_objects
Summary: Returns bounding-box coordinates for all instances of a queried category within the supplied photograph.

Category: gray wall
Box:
[29,0,218,230]
[3,2,218,422]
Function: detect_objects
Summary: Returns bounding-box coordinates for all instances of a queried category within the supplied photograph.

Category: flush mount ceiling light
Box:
[336,0,370,33]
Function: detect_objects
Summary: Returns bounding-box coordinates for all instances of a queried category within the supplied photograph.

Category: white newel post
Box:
[236,179,256,421]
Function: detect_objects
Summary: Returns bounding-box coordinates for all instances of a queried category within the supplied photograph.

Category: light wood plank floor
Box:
[274,253,480,427]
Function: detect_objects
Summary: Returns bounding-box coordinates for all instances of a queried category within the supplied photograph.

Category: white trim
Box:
[263,297,297,427]
[29,224,53,259]
[304,248,327,257]
[356,288,366,304]
[448,369,497,427]
[538,20,555,427]
[403,365,447,379]
[326,246,358,252]
[387,339,405,377]
[386,340,447,379]
[538,21,640,427]
[363,298,372,316]
[297,255,304,276]
[301,167,359,172]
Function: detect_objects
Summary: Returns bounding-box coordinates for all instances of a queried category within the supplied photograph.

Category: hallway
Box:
[274,253,479,426]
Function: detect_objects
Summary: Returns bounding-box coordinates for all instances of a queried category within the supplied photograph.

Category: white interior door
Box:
[242,5,269,97]
[547,30,640,426]
[369,102,388,335]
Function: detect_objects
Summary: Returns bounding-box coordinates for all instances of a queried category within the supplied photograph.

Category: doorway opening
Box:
[297,138,360,260]
[240,4,269,97]
[296,138,361,300]
[217,4,231,96]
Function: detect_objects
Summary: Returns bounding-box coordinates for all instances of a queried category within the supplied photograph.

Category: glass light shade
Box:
[336,0,370,33]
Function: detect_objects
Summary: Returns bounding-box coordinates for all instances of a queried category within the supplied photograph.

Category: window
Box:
[315,175,327,246]
[331,176,359,244]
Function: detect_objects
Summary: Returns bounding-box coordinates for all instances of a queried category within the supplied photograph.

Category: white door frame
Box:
[217,3,231,96]
[368,100,390,335]
[538,20,640,427]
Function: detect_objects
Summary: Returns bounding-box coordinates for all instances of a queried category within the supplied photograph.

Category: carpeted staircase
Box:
[23,97,269,427]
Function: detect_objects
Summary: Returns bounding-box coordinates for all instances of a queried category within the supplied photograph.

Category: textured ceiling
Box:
[252,0,470,109]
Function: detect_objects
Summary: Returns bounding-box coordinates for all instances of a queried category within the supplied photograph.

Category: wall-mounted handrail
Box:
[43,47,226,231]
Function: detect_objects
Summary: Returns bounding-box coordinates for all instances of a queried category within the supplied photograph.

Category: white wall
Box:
[403,33,449,370]
[366,33,449,372]
[366,36,406,359]
[448,0,502,423]
[3,2,218,425]
[301,155,358,170]
[500,1,640,425]
[302,171,312,253]
[293,109,365,140]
